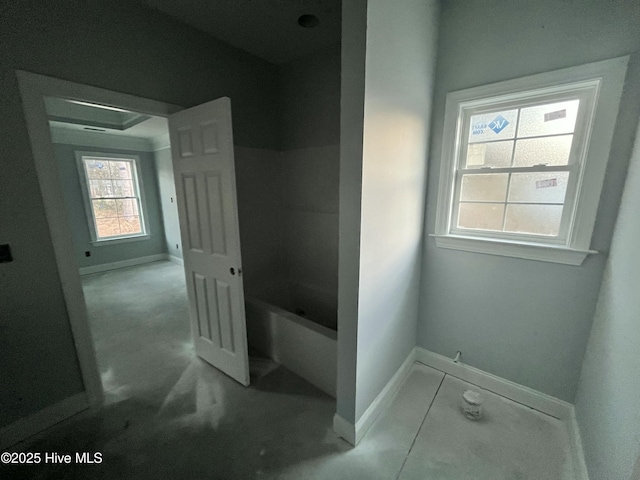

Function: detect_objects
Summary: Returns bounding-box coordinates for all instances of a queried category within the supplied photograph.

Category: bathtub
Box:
[245,296,337,397]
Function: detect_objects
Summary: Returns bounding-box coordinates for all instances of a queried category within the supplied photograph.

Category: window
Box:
[433,57,628,265]
[76,153,149,243]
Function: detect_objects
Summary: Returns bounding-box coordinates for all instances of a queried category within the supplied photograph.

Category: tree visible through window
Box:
[81,156,145,239]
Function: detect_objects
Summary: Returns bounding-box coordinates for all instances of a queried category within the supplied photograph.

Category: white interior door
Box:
[168,97,249,386]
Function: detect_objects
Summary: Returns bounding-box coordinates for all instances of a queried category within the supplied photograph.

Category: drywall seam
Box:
[415,348,572,420]
[0,393,88,450]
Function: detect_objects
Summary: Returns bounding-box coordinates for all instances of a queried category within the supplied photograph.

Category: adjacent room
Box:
[1,1,639,480]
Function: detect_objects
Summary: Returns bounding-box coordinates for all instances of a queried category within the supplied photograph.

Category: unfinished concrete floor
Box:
[3,261,575,479]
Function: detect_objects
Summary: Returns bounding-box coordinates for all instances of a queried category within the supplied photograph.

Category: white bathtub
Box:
[245,296,337,397]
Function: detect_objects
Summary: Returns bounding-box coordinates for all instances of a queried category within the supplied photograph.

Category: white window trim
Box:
[75,151,151,246]
[432,56,629,265]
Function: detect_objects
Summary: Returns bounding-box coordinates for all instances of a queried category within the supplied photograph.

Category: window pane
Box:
[504,204,563,236]
[89,180,114,198]
[96,218,121,238]
[113,179,135,197]
[513,135,573,167]
[517,100,579,138]
[457,203,505,231]
[84,159,111,180]
[109,161,132,179]
[461,174,509,202]
[507,172,569,204]
[116,199,139,217]
[91,199,117,219]
[465,141,513,167]
[119,216,142,234]
[468,109,518,143]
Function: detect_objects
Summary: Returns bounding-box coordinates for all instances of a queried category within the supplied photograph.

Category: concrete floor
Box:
[3,261,575,479]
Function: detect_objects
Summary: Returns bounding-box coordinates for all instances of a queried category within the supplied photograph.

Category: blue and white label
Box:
[488,115,509,134]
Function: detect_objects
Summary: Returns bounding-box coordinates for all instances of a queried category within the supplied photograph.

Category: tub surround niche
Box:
[234,48,340,395]
[235,48,341,332]
[234,145,339,331]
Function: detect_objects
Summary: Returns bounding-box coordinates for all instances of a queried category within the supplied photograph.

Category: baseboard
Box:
[334,347,416,446]
[568,409,590,480]
[0,393,89,450]
[415,347,572,420]
[79,253,169,276]
[332,413,356,446]
[167,255,184,266]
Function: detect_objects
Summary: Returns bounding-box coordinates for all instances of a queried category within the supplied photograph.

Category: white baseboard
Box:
[79,253,169,276]
[333,413,356,446]
[568,409,590,480]
[167,255,184,266]
[334,347,416,446]
[0,393,88,450]
[332,347,587,476]
[415,347,572,420]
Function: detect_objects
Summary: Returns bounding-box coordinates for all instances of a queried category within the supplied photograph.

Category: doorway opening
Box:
[17,72,339,444]
[45,95,195,405]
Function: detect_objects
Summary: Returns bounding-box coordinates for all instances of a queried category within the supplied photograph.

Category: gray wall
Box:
[235,146,287,305]
[280,48,341,150]
[154,148,182,260]
[574,120,640,480]
[355,0,439,421]
[418,0,640,402]
[336,0,367,424]
[279,49,341,329]
[54,143,167,268]
[0,0,279,428]
[336,0,439,424]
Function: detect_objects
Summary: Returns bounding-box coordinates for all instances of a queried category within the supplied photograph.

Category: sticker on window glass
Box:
[97,162,104,169]
[488,115,510,134]
[535,178,558,189]
[471,115,510,136]
[544,110,567,122]
[468,110,518,143]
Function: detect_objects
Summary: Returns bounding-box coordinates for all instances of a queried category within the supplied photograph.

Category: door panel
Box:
[169,97,249,386]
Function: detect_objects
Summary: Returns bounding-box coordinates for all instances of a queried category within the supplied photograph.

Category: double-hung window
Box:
[76,152,149,243]
[433,57,628,265]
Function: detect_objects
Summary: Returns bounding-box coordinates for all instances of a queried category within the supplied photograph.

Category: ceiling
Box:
[143,0,342,65]
[45,97,168,141]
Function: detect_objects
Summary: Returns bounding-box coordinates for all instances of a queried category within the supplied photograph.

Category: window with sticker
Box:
[433,57,628,265]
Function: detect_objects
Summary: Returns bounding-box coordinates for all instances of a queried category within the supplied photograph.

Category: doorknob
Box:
[230,267,235,275]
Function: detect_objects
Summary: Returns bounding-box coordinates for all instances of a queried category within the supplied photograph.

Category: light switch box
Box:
[0,244,13,263]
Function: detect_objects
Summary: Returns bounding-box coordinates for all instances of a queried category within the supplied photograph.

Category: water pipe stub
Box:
[462,389,483,420]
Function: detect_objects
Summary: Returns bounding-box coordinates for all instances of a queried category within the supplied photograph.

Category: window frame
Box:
[75,151,150,245]
[432,57,629,265]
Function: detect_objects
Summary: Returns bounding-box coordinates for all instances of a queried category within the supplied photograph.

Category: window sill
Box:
[91,234,150,247]
[430,234,597,266]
